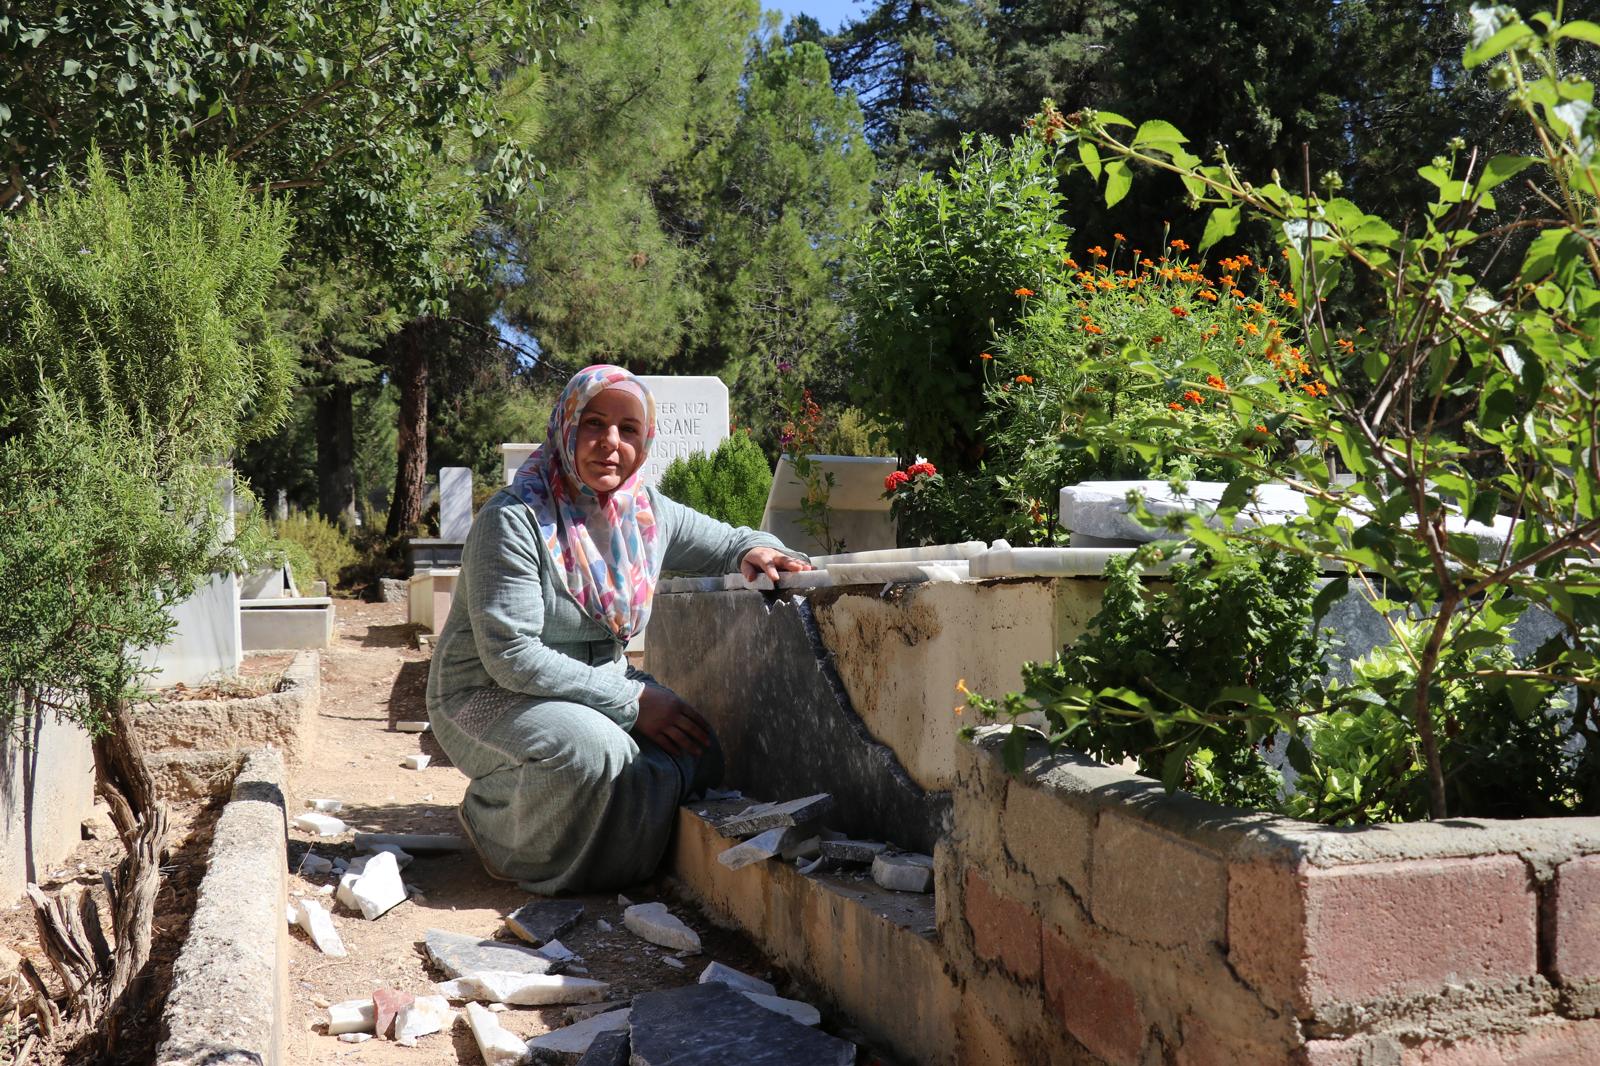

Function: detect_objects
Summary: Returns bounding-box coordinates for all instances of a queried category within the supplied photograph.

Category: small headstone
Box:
[527,1007,631,1062]
[697,962,775,997]
[627,983,854,1066]
[439,467,475,541]
[714,794,833,839]
[292,812,347,837]
[506,899,585,946]
[635,376,730,488]
[326,999,373,1035]
[424,928,561,979]
[465,1001,530,1066]
[871,852,934,893]
[622,902,701,954]
[372,987,414,1040]
[573,1029,630,1066]
[819,840,887,865]
[394,994,454,1046]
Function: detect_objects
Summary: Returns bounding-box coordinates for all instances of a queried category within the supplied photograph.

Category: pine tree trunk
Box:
[315,382,358,528]
[386,319,433,538]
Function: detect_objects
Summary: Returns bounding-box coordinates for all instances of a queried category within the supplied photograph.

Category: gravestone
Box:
[760,455,898,557]
[439,467,474,540]
[636,375,728,488]
[501,443,538,485]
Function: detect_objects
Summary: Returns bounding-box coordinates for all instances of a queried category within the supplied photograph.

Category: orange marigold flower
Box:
[1088,245,1108,258]
[1315,381,1328,396]
[1113,232,1126,242]
[1336,338,1355,353]
[1182,390,1204,405]
[1244,322,1260,336]
[1015,374,1035,384]
[1062,257,1079,268]
[1281,291,1299,307]
[1141,257,1156,268]
[1171,306,1190,318]
[1114,268,1127,277]
[1255,424,1268,433]
[1301,384,1319,397]
[1149,335,1165,345]
[1098,279,1115,290]
[980,352,994,360]
[1231,288,1247,299]
[1084,323,1104,335]
[1014,287,1037,297]
[1206,374,1227,391]
[1169,238,1190,251]
[1198,290,1218,302]
[1168,401,1186,411]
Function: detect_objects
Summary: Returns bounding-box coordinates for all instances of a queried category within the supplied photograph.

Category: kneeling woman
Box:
[426,365,810,892]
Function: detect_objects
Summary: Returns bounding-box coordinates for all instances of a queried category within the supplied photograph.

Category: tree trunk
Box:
[315,383,358,529]
[386,318,433,538]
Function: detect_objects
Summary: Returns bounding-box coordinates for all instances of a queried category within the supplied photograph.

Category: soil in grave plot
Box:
[284,598,884,1064]
[0,796,223,1066]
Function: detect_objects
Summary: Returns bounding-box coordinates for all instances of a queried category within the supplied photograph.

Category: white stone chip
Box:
[299,853,333,876]
[535,939,579,964]
[871,852,935,893]
[716,827,790,870]
[292,812,347,837]
[363,843,415,868]
[622,901,702,953]
[697,961,776,997]
[434,971,611,1006]
[395,720,431,733]
[524,1007,630,1058]
[464,1001,530,1066]
[402,753,431,770]
[349,850,408,920]
[661,956,686,970]
[394,994,454,1046]
[295,899,347,957]
[306,798,344,813]
[596,919,614,933]
[487,1002,508,1013]
[741,990,822,1026]
[337,1032,372,1043]
[326,998,373,1035]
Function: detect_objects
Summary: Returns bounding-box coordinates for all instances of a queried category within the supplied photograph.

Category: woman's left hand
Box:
[740,547,814,584]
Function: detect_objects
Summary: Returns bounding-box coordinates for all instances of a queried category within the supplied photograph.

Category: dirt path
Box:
[282,599,783,1064]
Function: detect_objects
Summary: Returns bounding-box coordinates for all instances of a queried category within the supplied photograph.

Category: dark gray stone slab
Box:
[628,983,854,1066]
[573,1029,628,1066]
[506,899,585,946]
[819,839,887,865]
[354,832,470,854]
[424,928,560,979]
[714,794,833,839]
[643,592,949,853]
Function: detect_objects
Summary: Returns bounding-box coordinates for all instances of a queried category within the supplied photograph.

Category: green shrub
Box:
[272,512,359,591]
[657,432,773,529]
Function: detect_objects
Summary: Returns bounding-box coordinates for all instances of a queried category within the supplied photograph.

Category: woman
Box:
[426,365,811,892]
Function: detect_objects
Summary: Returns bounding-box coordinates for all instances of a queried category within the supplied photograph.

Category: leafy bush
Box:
[272,512,360,591]
[658,432,773,529]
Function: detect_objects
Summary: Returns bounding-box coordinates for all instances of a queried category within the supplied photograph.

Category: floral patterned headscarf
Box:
[509,365,661,639]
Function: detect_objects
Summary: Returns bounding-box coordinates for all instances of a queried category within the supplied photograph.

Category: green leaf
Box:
[1104,160,1132,208]
[1557,20,1600,46]
[1077,140,1101,180]
[1287,735,1314,776]
[1094,110,1134,128]
[1475,154,1535,195]
[1161,747,1188,793]
[1312,575,1349,624]
[1198,205,1240,252]
[1133,119,1188,149]
[1464,22,1534,68]
[61,59,81,76]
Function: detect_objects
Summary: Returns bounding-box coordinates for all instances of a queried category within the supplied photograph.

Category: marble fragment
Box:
[622,902,701,953]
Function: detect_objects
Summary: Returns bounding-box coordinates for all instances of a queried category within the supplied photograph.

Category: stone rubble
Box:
[337,1032,372,1043]
[402,753,431,770]
[626,983,853,1066]
[465,1001,531,1066]
[349,850,408,920]
[353,831,469,853]
[717,827,806,870]
[306,798,344,813]
[526,1006,631,1061]
[298,852,333,876]
[394,994,455,1045]
[713,793,833,839]
[572,1029,629,1066]
[435,971,611,1006]
[294,898,347,956]
[292,812,347,837]
[697,961,776,997]
[566,1000,631,1024]
[818,839,888,865]
[661,956,685,970]
[871,851,934,893]
[372,987,414,1039]
[365,842,415,867]
[536,939,580,965]
[395,720,431,733]
[326,998,374,1035]
[779,834,821,862]
[505,898,585,946]
[740,991,821,1027]
[424,928,561,979]
[622,901,702,953]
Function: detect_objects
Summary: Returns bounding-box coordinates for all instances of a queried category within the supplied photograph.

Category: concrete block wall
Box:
[945,730,1600,1065]
[0,703,97,902]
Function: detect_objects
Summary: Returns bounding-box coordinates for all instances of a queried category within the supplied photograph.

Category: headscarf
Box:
[509,365,661,639]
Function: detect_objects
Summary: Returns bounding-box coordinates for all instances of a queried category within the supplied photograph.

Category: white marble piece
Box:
[736,569,837,591]
[439,467,475,541]
[636,376,730,488]
[402,753,430,770]
[716,827,794,870]
[741,990,822,1026]
[824,561,969,585]
[434,971,611,1006]
[363,844,414,868]
[305,798,344,813]
[295,899,347,956]
[395,720,431,733]
[811,541,989,565]
[464,1002,530,1066]
[349,850,407,920]
[524,1007,631,1058]
[326,998,373,1035]
[623,901,702,953]
[871,852,935,893]
[291,812,347,837]
[394,994,454,1046]
[968,546,1189,578]
[535,939,580,965]
[697,962,776,997]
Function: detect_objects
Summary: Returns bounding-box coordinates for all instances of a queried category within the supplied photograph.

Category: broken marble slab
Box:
[713,794,833,839]
[697,962,776,997]
[294,898,346,956]
[573,1029,629,1066]
[871,852,934,893]
[372,987,414,1040]
[363,843,414,868]
[394,994,454,1046]
[505,899,585,946]
[622,902,701,953]
[354,832,469,854]
[292,812,348,837]
[717,827,810,871]
[326,999,374,1035]
[349,850,408,920]
[395,720,431,733]
[435,971,611,1006]
[402,753,430,770]
[536,940,580,965]
[627,983,853,1066]
[465,1001,531,1066]
[337,1032,371,1043]
[566,1000,630,1024]
[779,834,821,862]
[526,1007,631,1062]
[425,929,561,979]
[741,991,821,1027]
[818,839,888,865]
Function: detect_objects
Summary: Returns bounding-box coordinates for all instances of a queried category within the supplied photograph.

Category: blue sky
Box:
[775,0,866,32]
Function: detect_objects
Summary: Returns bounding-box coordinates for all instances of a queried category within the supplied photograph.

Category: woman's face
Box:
[574,388,646,494]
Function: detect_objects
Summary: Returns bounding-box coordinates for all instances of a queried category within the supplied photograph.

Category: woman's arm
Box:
[652,490,807,577]
[464,504,644,728]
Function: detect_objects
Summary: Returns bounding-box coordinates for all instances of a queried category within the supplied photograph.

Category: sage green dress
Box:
[425,487,787,893]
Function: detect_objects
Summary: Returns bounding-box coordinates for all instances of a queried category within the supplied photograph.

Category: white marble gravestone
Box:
[636,375,729,488]
[439,467,475,541]
[760,455,898,557]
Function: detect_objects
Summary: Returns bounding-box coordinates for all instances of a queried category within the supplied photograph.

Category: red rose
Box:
[884,470,911,492]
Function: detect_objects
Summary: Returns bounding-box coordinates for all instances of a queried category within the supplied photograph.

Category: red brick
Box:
[1176,1014,1293,1066]
[1401,1019,1600,1065]
[1041,925,1145,1066]
[964,867,1041,983]
[1228,860,1307,1007]
[1301,856,1536,1007]
[1552,855,1600,984]
[1093,812,1226,949]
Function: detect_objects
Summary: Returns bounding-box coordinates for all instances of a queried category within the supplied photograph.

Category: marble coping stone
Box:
[810,541,990,565]
[238,595,333,611]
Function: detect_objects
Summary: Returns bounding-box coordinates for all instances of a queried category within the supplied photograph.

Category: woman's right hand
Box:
[634,685,712,757]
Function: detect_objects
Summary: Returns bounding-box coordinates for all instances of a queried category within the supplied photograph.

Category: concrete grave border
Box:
[155,748,289,1066]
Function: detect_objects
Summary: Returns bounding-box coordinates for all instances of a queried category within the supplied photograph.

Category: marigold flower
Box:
[1171,306,1190,318]
[1182,390,1204,405]
[1231,288,1247,299]
[1336,338,1355,353]
[1244,322,1260,336]
[1014,287,1037,297]
[1206,374,1227,391]
[1088,245,1107,258]
[1315,381,1328,396]
[1281,291,1299,308]
[1169,238,1190,251]
[1113,232,1126,242]
[1301,384,1319,397]
[1015,374,1035,384]
[1168,401,1185,411]
[956,677,970,696]
[1149,335,1165,345]
[884,470,911,491]
[1083,323,1104,335]
[1198,290,1218,302]
[1255,424,1268,433]
[1062,257,1078,268]
[980,352,994,360]
[1141,257,1155,268]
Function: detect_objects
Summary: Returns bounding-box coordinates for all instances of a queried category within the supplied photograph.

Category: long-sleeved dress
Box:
[425,486,786,893]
